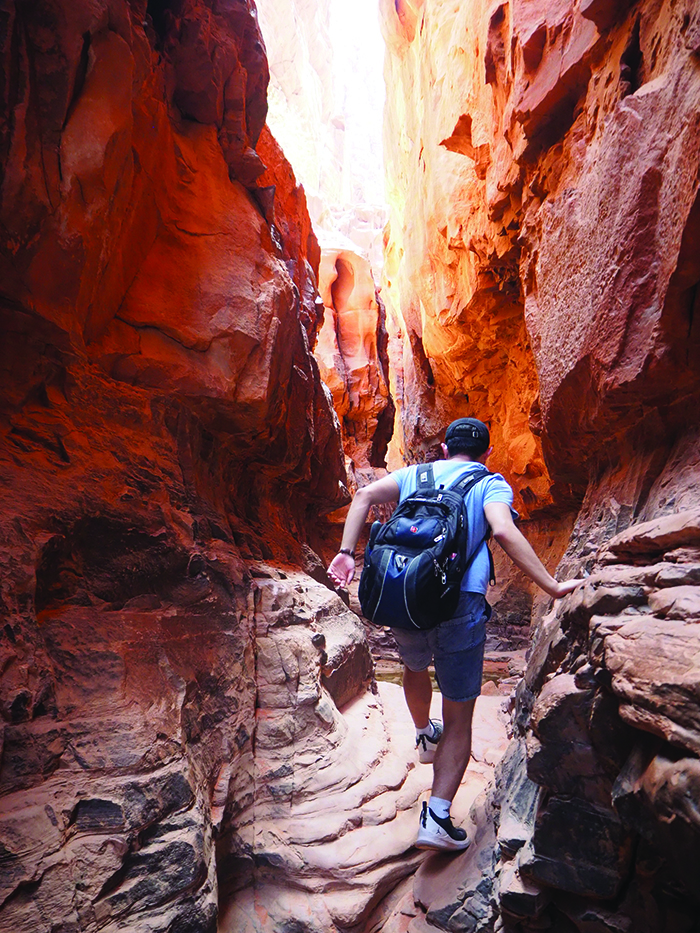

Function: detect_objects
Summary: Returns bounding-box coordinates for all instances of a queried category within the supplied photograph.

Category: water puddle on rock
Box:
[374,650,526,696]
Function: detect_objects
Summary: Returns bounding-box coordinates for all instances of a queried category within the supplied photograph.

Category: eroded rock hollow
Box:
[1,1,700,932]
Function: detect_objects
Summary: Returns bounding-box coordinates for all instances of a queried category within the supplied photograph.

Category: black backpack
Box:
[358,463,493,631]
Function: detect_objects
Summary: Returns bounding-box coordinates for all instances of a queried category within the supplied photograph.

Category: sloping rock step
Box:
[377,738,547,931]
[223,687,509,932]
[360,695,510,933]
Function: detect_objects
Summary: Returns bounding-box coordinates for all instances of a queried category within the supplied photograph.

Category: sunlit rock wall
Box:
[0,2,410,931]
[381,0,700,929]
[255,0,387,269]
[381,0,700,621]
[381,0,554,519]
[382,0,700,527]
[315,249,394,485]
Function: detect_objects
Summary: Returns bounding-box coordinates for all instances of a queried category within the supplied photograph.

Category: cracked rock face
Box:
[406,510,700,931]
[515,510,700,927]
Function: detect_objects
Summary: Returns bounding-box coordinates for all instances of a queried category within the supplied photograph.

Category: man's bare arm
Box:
[327,475,401,587]
[483,501,582,599]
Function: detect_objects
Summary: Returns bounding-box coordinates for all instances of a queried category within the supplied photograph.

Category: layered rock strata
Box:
[0,1,397,930]
[400,508,700,932]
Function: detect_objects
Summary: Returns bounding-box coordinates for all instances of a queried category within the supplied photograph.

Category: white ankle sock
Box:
[428,795,451,819]
[416,720,436,740]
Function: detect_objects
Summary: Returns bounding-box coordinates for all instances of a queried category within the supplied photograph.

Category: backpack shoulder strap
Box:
[449,466,492,496]
[415,462,435,492]
[448,466,496,582]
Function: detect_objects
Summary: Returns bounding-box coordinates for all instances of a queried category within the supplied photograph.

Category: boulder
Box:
[527,674,616,807]
[602,617,700,755]
[520,796,634,900]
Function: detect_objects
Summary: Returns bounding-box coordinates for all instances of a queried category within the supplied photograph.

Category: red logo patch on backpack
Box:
[410,525,418,533]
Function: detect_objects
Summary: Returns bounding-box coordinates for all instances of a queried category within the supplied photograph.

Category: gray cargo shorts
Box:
[390,592,489,702]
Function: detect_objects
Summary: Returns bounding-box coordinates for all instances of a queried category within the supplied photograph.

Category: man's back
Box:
[390,459,515,594]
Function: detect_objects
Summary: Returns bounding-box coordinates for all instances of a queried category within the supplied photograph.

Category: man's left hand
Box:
[328,552,356,588]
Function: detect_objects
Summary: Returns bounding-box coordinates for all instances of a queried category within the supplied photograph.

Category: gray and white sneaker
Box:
[416,719,443,763]
[415,801,470,851]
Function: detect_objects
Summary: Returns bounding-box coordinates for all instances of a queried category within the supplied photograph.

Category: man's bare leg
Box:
[402,665,432,729]
[430,696,477,801]
[416,695,476,850]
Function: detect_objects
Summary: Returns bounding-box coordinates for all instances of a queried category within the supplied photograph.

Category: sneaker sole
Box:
[415,835,471,852]
[418,749,437,764]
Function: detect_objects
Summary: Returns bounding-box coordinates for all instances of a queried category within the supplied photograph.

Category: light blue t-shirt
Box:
[391,460,517,595]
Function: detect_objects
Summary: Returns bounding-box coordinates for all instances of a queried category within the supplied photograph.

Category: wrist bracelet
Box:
[339,548,355,558]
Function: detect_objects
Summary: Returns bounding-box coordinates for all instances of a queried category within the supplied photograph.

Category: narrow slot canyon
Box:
[1,2,699,933]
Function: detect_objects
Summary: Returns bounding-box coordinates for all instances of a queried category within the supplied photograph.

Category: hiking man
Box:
[327,417,581,851]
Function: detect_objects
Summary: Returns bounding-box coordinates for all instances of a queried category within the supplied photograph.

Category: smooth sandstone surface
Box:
[221,683,508,933]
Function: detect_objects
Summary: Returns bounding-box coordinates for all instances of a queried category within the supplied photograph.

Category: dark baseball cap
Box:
[444,417,490,450]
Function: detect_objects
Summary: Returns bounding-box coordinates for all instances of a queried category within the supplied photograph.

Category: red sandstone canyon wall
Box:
[3,0,700,930]
[380,0,700,929]
[382,0,700,529]
[381,0,700,638]
[0,3,418,931]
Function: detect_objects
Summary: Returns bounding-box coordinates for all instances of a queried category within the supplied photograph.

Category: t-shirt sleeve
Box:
[390,465,414,502]
[482,474,519,519]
